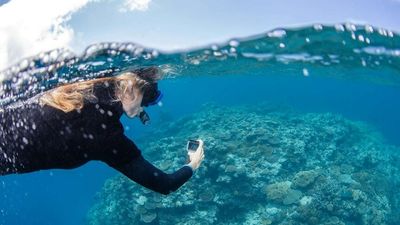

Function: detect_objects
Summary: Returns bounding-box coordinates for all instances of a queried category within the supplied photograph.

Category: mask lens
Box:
[142,91,163,107]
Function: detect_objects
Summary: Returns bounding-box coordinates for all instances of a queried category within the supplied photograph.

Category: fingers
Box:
[192,147,203,161]
[198,146,204,161]
[198,139,204,149]
[197,146,204,157]
[186,140,205,170]
[198,140,205,160]
[197,140,204,152]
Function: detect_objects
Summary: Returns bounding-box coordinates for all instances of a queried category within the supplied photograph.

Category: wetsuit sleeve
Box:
[102,134,193,195]
[111,156,193,195]
[101,134,142,167]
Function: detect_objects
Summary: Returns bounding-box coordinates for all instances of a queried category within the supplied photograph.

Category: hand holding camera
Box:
[186,139,205,170]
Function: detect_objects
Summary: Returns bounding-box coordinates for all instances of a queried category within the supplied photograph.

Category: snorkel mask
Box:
[138,90,163,125]
[136,67,163,125]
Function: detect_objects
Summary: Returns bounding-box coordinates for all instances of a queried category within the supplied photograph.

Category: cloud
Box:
[0,0,93,71]
[119,0,151,12]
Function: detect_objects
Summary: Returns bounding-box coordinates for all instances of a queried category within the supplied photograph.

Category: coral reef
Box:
[86,104,400,225]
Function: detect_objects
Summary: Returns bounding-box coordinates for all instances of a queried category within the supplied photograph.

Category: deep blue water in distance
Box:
[0,24,400,225]
[159,74,400,145]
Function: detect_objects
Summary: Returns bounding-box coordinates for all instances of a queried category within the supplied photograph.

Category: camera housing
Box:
[187,139,200,153]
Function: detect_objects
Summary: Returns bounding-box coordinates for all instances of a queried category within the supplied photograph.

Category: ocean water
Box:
[0,24,400,225]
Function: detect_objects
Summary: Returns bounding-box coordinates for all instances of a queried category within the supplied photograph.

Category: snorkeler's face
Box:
[122,87,144,118]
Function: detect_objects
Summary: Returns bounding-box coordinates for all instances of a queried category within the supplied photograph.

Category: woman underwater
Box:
[0,67,204,195]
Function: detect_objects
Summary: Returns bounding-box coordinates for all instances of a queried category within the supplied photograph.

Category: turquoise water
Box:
[0,24,400,225]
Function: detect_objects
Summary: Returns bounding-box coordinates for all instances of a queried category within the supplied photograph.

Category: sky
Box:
[0,0,399,70]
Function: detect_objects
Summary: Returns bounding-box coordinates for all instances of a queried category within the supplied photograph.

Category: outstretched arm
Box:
[101,129,204,195]
[101,133,195,195]
[112,155,193,195]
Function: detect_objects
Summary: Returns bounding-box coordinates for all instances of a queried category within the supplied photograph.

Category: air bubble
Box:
[19,60,29,70]
[345,23,356,32]
[361,59,367,67]
[267,29,286,38]
[229,40,239,47]
[134,48,144,56]
[313,24,323,31]
[334,24,345,32]
[49,50,59,61]
[110,43,118,49]
[151,50,159,57]
[378,28,387,36]
[126,44,135,51]
[213,51,223,57]
[365,25,374,33]
[189,59,200,65]
[302,68,309,77]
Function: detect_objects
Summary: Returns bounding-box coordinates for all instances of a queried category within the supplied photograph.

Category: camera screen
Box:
[188,140,199,151]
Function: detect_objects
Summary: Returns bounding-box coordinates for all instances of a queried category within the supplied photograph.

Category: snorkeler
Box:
[0,67,204,195]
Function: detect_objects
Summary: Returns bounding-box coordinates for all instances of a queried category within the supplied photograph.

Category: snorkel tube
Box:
[139,111,151,125]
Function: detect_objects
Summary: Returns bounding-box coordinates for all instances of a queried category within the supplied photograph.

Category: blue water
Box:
[1,24,400,225]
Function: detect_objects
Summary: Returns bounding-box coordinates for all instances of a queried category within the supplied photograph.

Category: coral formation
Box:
[292,170,319,188]
[86,104,400,225]
[265,181,292,202]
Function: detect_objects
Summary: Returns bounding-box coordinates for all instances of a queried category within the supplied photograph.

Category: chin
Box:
[125,112,136,118]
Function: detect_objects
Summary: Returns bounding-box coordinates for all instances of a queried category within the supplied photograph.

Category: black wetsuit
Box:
[0,82,192,195]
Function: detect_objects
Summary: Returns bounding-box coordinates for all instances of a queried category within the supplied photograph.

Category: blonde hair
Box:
[39,72,149,113]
